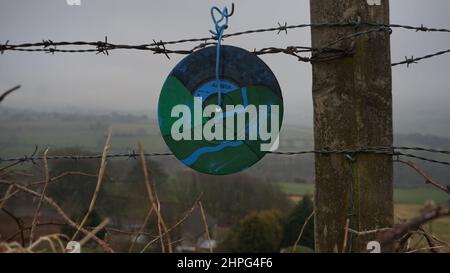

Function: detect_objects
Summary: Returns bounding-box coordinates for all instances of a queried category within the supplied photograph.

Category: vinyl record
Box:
[158,45,283,175]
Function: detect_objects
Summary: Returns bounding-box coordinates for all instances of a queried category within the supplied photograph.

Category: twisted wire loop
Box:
[209,3,234,107]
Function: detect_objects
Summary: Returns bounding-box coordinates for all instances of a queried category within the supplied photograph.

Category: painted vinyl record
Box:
[158,45,283,175]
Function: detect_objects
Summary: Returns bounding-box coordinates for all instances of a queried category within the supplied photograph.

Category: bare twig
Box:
[395,159,450,194]
[395,228,414,252]
[418,228,450,247]
[138,143,172,253]
[2,233,69,253]
[291,211,315,253]
[406,245,448,253]
[342,218,350,253]
[0,171,99,216]
[418,229,439,253]
[0,180,113,252]
[0,185,15,210]
[78,218,110,247]
[381,205,450,246]
[140,194,202,253]
[0,85,20,103]
[199,201,213,253]
[1,207,25,246]
[128,208,154,253]
[4,221,157,242]
[348,227,392,236]
[29,148,50,245]
[72,128,112,240]
[0,169,34,179]
[408,228,450,253]
[28,171,98,187]
[29,233,69,253]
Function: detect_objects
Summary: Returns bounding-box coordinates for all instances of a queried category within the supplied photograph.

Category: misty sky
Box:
[1,0,450,136]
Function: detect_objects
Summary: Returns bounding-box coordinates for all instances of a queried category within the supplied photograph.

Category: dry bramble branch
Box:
[128,207,154,253]
[71,128,112,240]
[0,136,205,253]
[139,143,172,253]
[29,148,50,245]
[0,217,110,253]
[395,159,450,195]
[1,154,449,252]
[291,211,314,253]
[0,180,113,252]
[140,194,203,253]
[4,221,158,243]
[2,11,449,253]
[199,201,213,253]
[381,205,450,248]
[0,137,449,253]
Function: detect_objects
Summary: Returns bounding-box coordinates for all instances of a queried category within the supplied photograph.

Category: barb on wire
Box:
[95,36,109,55]
[3,21,447,50]
[0,20,448,56]
[1,146,449,166]
[0,40,9,54]
[1,20,449,68]
[269,147,450,166]
[365,23,450,34]
[392,49,450,67]
[277,22,288,35]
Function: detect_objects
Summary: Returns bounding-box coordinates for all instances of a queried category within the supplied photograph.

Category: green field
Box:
[278,182,450,249]
[396,203,450,246]
[0,119,167,157]
[279,182,450,205]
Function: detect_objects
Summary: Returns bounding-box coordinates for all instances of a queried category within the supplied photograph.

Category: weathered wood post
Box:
[310,0,394,252]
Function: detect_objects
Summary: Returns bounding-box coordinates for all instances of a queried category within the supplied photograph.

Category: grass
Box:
[0,119,167,157]
[395,203,450,249]
[280,181,450,250]
[394,188,450,205]
[279,182,314,197]
[279,182,450,205]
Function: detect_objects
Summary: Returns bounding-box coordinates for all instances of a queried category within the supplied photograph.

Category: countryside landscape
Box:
[1,0,450,260]
[1,108,449,252]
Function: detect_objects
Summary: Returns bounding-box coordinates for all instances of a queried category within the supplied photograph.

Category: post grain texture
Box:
[310,0,393,252]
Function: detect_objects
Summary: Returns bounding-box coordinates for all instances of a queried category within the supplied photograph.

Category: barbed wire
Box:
[269,147,450,166]
[1,21,450,67]
[392,49,450,67]
[2,21,449,51]
[1,146,449,166]
[1,22,450,166]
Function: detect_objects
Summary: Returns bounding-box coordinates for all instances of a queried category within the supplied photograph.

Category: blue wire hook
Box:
[209,3,234,108]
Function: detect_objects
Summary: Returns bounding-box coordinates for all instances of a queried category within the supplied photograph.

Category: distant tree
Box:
[46,147,99,212]
[103,158,169,222]
[223,210,283,253]
[61,209,105,240]
[289,245,314,253]
[121,159,168,189]
[165,172,291,226]
[281,195,315,250]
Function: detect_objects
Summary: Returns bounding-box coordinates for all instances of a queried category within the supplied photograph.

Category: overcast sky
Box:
[1,0,449,136]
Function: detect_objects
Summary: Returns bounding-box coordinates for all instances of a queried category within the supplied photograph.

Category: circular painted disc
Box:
[158,45,283,175]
